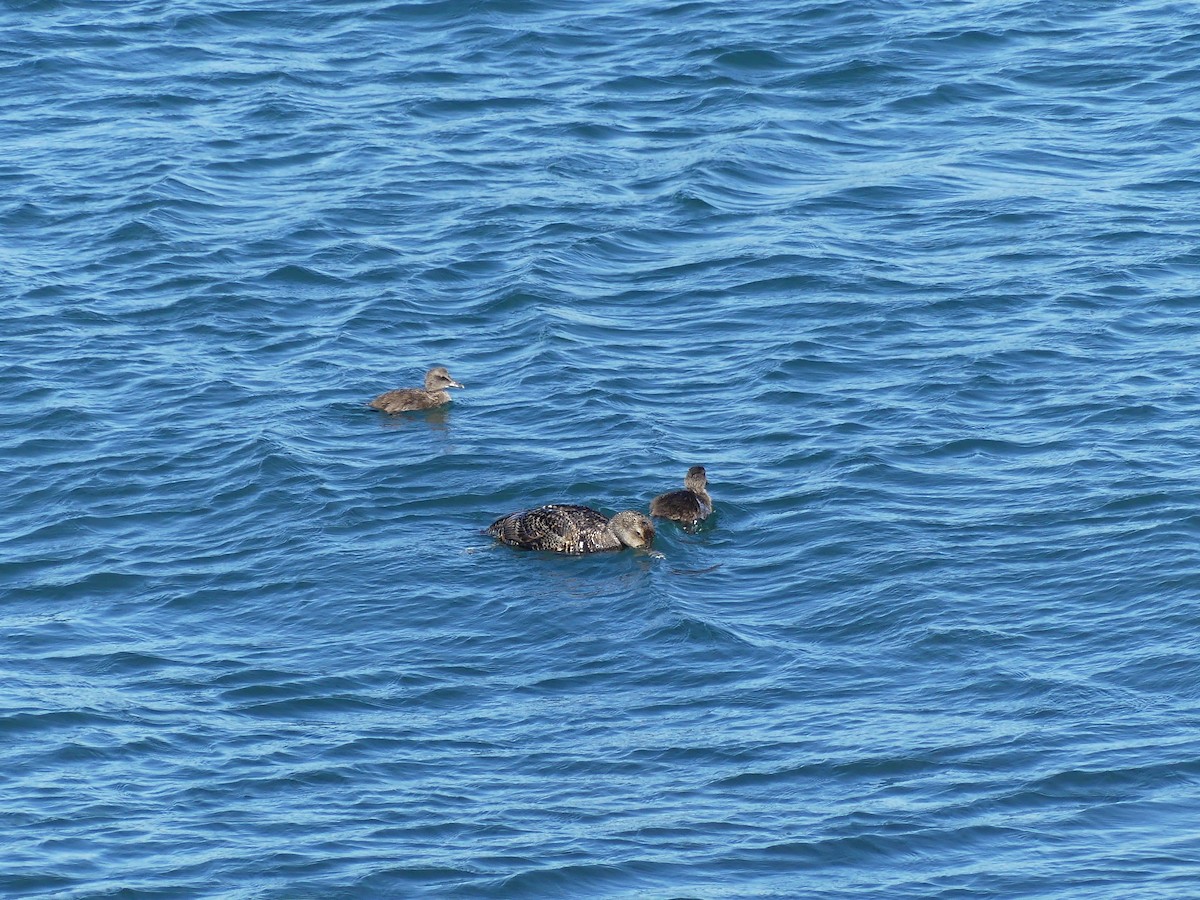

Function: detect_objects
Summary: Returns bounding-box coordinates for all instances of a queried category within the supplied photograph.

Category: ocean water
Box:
[3,0,1200,896]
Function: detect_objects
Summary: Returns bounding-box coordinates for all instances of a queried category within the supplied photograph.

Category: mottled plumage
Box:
[369,366,464,413]
[650,465,712,525]
[488,504,655,553]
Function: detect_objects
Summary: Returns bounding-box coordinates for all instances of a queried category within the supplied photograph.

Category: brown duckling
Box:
[650,465,712,526]
[369,366,464,413]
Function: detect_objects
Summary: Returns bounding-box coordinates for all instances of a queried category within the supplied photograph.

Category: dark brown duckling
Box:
[369,366,464,413]
[650,465,712,526]
[488,504,655,553]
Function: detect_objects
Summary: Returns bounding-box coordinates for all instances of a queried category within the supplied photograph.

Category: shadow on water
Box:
[369,404,453,433]
[667,563,724,576]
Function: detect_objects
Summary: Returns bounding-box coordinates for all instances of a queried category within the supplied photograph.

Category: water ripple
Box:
[4,0,1200,896]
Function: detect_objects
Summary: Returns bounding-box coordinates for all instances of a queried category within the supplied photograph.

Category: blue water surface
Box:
[3,0,1200,896]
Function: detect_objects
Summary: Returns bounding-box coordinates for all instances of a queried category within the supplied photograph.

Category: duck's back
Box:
[650,489,711,525]
[488,504,619,553]
[369,388,443,413]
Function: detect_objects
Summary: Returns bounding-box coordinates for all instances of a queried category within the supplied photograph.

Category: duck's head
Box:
[425,366,465,390]
[610,511,655,549]
[684,465,707,492]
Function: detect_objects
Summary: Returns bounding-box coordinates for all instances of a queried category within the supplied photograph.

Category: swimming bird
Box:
[368,366,464,413]
[650,465,712,526]
[487,504,655,553]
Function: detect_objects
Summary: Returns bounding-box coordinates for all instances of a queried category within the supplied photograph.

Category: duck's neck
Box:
[601,522,627,550]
